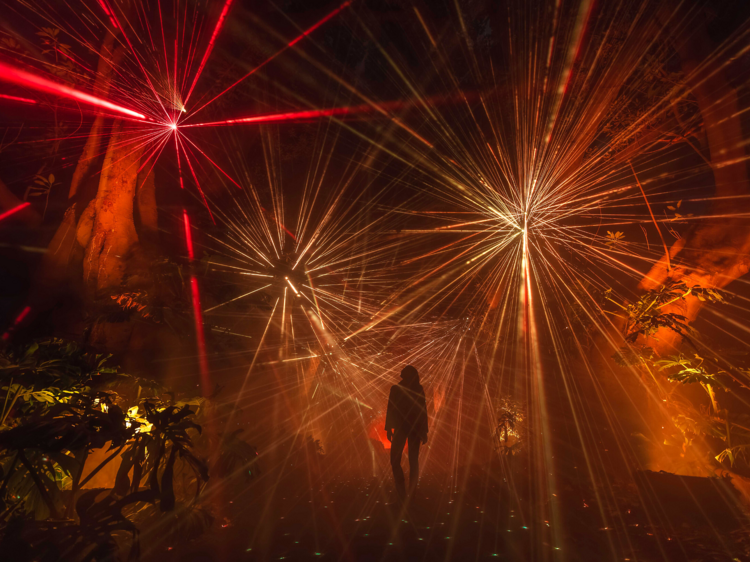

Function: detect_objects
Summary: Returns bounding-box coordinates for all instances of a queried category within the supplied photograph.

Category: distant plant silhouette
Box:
[492,398,524,456]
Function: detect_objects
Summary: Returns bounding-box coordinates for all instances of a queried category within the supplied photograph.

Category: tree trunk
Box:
[637,11,750,354]
[82,119,145,349]
[578,7,750,480]
[136,166,158,239]
[601,7,750,480]
[82,119,145,298]
[68,31,121,199]
[34,36,126,299]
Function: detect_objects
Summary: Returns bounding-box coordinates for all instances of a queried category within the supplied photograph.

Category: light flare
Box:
[0,61,146,120]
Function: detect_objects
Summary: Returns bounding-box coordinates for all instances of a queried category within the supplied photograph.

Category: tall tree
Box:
[31,30,160,353]
[637,12,750,354]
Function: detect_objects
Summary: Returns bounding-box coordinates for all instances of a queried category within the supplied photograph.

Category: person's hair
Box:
[400,365,419,384]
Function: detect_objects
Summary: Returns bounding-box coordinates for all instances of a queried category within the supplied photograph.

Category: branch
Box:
[17,451,61,519]
[629,161,671,272]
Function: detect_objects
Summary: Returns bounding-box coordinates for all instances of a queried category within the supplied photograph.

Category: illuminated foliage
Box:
[609,280,726,351]
[492,398,525,457]
[607,285,750,472]
[0,339,211,560]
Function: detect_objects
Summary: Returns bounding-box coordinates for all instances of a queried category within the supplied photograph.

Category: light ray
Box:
[0,61,146,119]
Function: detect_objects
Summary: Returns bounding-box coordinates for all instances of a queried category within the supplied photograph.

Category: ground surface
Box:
[141,464,750,562]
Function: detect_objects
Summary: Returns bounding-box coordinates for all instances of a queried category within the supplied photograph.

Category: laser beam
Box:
[183,0,235,107]
[188,0,353,117]
[0,62,147,120]
[0,202,32,222]
[0,93,37,105]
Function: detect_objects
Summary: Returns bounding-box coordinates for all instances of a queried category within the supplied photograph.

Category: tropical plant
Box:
[0,488,158,561]
[213,429,260,481]
[655,354,725,408]
[24,173,58,219]
[0,339,212,560]
[605,230,625,247]
[606,284,750,471]
[492,398,524,456]
[607,279,726,351]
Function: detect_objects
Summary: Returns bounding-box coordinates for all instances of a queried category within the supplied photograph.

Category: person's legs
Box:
[407,434,421,497]
[390,429,407,500]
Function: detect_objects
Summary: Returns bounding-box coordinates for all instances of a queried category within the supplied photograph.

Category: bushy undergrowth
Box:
[0,338,258,561]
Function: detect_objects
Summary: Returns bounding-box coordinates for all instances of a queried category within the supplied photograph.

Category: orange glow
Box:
[368,415,391,450]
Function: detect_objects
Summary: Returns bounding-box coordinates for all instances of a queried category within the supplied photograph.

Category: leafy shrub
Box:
[0,339,210,560]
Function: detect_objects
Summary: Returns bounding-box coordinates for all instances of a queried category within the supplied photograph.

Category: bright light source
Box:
[285,277,300,296]
[170,123,178,130]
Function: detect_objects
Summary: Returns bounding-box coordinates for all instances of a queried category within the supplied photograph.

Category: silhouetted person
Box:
[385,365,428,500]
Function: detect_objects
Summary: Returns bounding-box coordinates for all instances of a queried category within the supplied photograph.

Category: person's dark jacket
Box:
[385,381,428,439]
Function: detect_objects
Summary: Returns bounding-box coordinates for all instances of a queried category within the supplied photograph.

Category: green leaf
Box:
[30,391,56,403]
[47,451,79,477]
